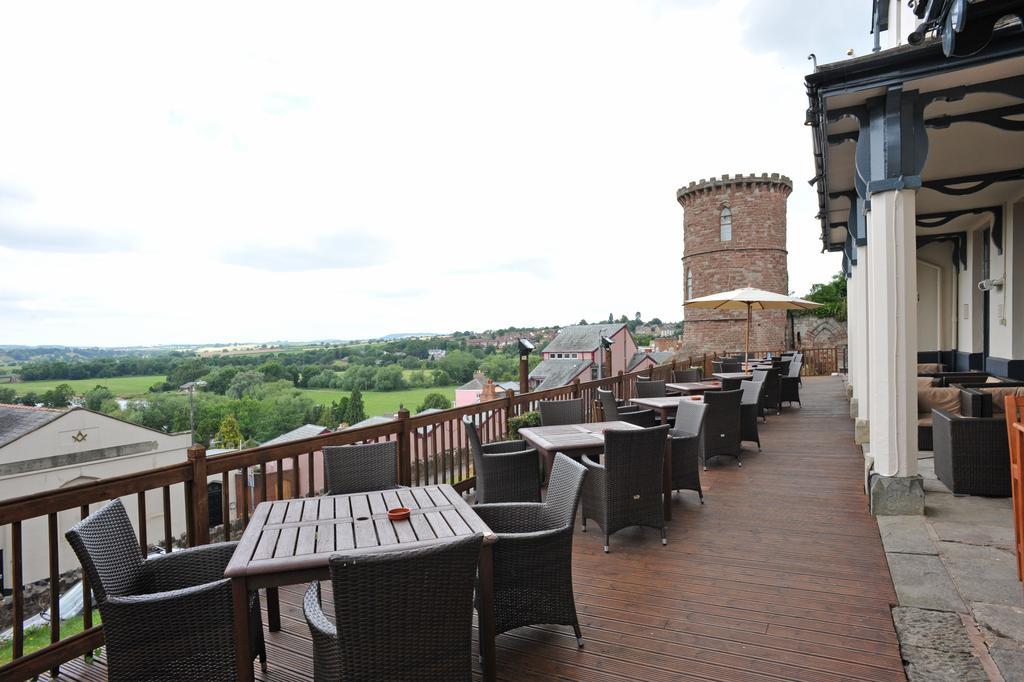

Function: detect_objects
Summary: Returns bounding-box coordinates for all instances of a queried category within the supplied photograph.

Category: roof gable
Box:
[542,324,628,353]
[0,404,66,449]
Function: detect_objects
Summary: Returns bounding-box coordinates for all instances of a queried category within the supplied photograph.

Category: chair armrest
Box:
[144,541,238,591]
[581,454,605,473]
[303,581,336,640]
[670,430,700,443]
[481,439,530,454]
[473,502,550,532]
[959,388,992,418]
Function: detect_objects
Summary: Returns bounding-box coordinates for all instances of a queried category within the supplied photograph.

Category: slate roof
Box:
[529,358,592,390]
[457,378,484,391]
[0,404,67,449]
[627,351,674,372]
[542,323,628,353]
[260,423,331,447]
[345,415,396,430]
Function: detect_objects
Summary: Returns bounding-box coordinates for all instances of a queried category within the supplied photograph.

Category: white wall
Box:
[0,410,191,585]
[916,242,957,351]
[958,230,985,353]
[989,203,1015,359]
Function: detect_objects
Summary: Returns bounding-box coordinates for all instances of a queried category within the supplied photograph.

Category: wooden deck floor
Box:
[46,376,906,681]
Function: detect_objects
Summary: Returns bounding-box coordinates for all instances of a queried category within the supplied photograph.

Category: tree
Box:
[373,364,407,391]
[0,386,16,403]
[167,358,208,388]
[84,385,114,411]
[204,366,240,395]
[438,350,479,384]
[226,370,265,399]
[416,393,452,412]
[635,312,642,321]
[42,383,74,408]
[801,272,848,321]
[347,389,366,424]
[577,319,588,325]
[216,414,243,448]
[479,354,518,381]
[330,397,350,426]
[649,317,663,325]
[607,313,613,323]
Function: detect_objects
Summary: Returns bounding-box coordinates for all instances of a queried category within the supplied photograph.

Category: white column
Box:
[866,189,918,477]
[848,244,870,432]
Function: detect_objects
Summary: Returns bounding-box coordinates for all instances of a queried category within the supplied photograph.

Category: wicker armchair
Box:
[703,388,743,469]
[463,415,540,503]
[539,398,584,426]
[670,400,707,502]
[581,424,670,552]
[932,409,1011,496]
[472,454,587,645]
[780,360,802,407]
[323,441,400,495]
[752,367,781,416]
[597,388,656,426]
[65,499,265,682]
[635,380,667,398]
[303,533,483,681]
[740,379,766,450]
[673,368,702,383]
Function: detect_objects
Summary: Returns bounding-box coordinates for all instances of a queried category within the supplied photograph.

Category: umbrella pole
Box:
[745,303,751,371]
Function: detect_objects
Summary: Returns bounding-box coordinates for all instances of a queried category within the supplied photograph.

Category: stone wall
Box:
[677,173,792,356]
[791,315,848,350]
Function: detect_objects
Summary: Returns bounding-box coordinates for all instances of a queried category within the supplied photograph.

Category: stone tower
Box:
[676,173,792,356]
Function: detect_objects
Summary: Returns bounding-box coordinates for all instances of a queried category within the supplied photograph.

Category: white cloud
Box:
[0,0,861,345]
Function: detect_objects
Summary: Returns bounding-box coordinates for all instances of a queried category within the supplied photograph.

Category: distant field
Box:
[300,386,458,416]
[10,375,165,397]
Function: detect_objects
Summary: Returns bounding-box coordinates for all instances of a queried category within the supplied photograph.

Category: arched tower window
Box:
[720,207,732,241]
[686,268,693,300]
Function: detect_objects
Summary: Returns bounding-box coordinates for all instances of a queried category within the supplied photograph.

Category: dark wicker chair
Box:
[323,441,400,495]
[539,398,585,426]
[670,400,707,502]
[752,367,781,415]
[581,424,670,552]
[780,360,802,407]
[740,379,766,450]
[635,380,667,398]
[65,499,266,682]
[303,533,483,681]
[463,415,540,503]
[472,453,587,645]
[597,388,656,427]
[673,368,702,383]
[932,409,1011,496]
[703,388,743,469]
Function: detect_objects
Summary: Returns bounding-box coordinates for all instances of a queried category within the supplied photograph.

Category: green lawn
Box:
[300,386,458,416]
[10,375,165,398]
[0,613,101,665]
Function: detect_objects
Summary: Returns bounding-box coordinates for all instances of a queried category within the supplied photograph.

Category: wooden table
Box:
[713,372,754,381]
[631,396,703,425]
[519,421,673,521]
[667,380,721,395]
[225,486,498,682]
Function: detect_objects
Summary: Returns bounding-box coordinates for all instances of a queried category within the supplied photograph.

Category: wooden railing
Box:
[0,361,686,680]
[694,347,843,377]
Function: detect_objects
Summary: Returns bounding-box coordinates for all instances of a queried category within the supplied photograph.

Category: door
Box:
[917,261,941,352]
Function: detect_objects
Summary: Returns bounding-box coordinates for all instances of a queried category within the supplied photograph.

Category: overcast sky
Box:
[0,1,876,347]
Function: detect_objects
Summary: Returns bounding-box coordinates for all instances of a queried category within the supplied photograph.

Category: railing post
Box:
[503,391,514,437]
[617,370,624,399]
[396,407,411,486]
[571,378,581,399]
[187,444,209,547]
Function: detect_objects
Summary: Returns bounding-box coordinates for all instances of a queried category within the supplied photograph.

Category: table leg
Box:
[478,543,497,682]
[266,586,281,631]
[660,408,669,425]
[232,578,254,682]
[541,447,554,486]
[663,438,673,522]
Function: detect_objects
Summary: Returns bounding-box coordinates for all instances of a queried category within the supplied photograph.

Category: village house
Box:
[527,323,638,389]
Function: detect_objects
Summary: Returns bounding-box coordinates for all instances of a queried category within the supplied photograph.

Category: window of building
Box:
[720,207,732,241]
[686,269,693,300]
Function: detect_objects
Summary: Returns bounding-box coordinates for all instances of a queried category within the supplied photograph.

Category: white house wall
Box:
[0,411,191,585]
[959,230,985,354]
[916,242,957,351]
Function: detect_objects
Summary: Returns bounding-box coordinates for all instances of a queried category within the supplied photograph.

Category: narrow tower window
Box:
[720,207,732,241]
[686,268,693,300]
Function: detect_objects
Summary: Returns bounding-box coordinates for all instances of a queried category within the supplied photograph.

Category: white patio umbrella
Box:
[683,287,823,368]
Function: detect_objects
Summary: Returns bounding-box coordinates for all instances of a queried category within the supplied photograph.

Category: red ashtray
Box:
[387,507,411,521]
[690,396,702,400]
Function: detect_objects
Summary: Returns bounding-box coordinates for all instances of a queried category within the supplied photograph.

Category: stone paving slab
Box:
[990,638,1024,680]
[932,521,1016,551]
[892,607,972,652]
[901,645,988,681]
[937,541,1022,607]
[971,602,1024,641]
[878,515,938,555]
[887,552,966,612]
[926,493,1014,526]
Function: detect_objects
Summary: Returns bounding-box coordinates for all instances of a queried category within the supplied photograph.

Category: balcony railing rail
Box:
[0,348,843,679]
